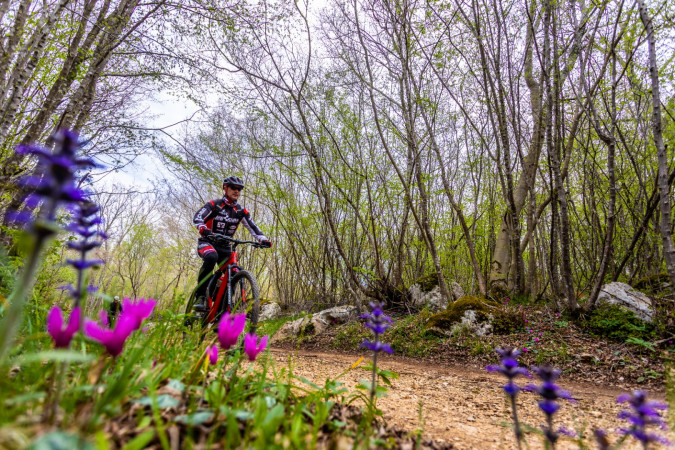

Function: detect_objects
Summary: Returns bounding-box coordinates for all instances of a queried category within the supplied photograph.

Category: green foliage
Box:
[583,305,655,342]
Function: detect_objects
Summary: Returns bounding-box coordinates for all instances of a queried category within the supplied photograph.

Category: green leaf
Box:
[120,431,155,450]
[18,350,95,364]
[167,379,185,393]
[133,395,179,409]
[5,391,46,406]
[174,410,214,425]
[29,431,94,450]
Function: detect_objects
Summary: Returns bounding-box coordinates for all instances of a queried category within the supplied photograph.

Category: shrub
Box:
[584,304,655,341]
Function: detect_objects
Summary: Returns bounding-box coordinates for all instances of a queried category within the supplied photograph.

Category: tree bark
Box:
[637,0,675,289]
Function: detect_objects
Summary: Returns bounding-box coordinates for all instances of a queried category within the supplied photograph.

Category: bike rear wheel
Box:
[230,270,260,333]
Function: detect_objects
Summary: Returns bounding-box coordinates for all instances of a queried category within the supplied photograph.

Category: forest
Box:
[0,0,674,448]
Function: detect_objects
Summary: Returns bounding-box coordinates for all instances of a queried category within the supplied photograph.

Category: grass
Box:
[0,306,402,448]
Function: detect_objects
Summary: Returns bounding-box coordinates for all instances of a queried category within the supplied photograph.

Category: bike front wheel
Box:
[230,270,260,333]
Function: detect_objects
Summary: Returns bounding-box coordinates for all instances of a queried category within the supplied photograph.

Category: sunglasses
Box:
[228,186,243,191]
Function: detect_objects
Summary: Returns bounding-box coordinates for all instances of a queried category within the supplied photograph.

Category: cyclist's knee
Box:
[203,252,218,269]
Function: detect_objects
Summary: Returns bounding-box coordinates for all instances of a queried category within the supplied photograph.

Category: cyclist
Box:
[192,176,271,311]
[108,296,122,325]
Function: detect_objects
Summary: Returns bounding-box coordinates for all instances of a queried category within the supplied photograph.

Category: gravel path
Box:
[269,348,671,449]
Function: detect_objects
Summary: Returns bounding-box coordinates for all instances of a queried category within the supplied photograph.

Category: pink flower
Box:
[206,345,218,365]
[217,313,246,350]
[534,338,539,342]
[523,347,528,352]
[122,298,156,330]
[243,333,268,361]
[47,306,81,348]
[85,314,136,357]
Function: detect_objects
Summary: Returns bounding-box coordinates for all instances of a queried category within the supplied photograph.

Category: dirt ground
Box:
[268,348,672,449]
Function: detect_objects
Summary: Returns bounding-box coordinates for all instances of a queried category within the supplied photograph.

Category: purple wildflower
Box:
[85,314,136,357]
[121,298,157,330]
[206,345,218,365]
[217,313,246,350]
[617,390,670,447]
[243,334,268,361]
[360,301,394,403]
[47,306,81,348]
[524,366,575,446]
[487,348,529,447]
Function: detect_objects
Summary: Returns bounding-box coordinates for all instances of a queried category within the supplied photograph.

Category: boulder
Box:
[450,281,465,301]
[273,316,312,342]
[272,305,358,341]
[425,295,523,337]
[259,301,282,322]
[597,282,653,322]
[409,284,448,310]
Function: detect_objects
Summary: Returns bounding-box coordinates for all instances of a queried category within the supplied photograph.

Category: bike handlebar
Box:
[206,234,268,249]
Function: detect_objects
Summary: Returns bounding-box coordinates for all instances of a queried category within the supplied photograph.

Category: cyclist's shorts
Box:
[197,242,216,257]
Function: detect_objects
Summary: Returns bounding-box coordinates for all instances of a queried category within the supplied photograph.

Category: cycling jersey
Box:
[193,197,267,243]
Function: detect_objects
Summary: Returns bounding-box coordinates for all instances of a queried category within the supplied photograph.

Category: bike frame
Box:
[205,251,243,324]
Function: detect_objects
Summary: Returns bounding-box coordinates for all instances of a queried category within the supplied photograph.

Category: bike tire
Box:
[229,270,260,333]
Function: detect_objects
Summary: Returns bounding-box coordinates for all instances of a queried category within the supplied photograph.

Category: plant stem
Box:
[509,393,523,450]
[370,350,378,406]
[0,233,49,363]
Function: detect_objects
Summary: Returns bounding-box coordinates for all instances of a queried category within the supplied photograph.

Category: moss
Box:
[425,295,523,335]
[488,282,510,302]
[633,273,671,294]
[582,304,655,341]
[413,273,440,293]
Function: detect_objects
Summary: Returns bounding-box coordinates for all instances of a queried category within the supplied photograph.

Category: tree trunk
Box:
[637,0,675,289]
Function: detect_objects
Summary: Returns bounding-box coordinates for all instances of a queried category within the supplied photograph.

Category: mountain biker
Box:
[192,176,272,311]
[108,296,122,325]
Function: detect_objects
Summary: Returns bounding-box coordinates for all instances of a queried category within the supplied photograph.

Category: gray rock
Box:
[272,305,358,341]
[259,301,282,321]
[597,282,653,322]
[409,284,448,310]
[450,310,493,337]
[273,316,312,342]
[450,282,465,301]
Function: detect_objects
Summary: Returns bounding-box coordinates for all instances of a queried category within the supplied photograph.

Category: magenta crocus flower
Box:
[85,314,136,357]
[122,298,156,330]
[217,313,246,350]
[243,333,268,361]
[47,306,81,348]
[206,345,218,365]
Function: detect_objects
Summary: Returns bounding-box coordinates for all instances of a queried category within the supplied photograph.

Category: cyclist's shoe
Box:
[193,296,208,312]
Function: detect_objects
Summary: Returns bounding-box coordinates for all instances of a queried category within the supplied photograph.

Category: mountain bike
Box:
[184,234,266,336]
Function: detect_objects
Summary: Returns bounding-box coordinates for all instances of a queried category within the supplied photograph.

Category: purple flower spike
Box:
[524,366,576,446]
[206,345,218,365]
[47,306,81,348]
[361,340,393,354]
[121,298,156,330]
[243,334,268,361]
[217,313,246,350]
[617,390,670,446]
[85,314,136,357]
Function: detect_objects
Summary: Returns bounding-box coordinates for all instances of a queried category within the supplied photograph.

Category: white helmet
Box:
[114,296,120,301]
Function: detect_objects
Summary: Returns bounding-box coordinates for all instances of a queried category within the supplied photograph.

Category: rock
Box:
[450,281,465,301]
[259,301,282,321]
[273,306,358,341]
[409,285,448,310]
[273,316,312,342]
[311,305,358,334]
[597,282,653,322]
[425,296,524,336]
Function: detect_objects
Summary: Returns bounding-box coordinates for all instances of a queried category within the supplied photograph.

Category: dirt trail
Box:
[268,348,670,449]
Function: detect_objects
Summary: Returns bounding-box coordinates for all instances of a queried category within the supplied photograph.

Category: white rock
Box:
[597,282,653,322]
[450,281,465,301]
[259,301,282,321]
[272,305,358,341]
[273,316,311,342]
[409,284,448,310]
[450,310,494,337]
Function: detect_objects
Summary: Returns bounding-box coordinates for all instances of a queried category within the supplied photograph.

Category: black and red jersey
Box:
[193,197,267,242]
